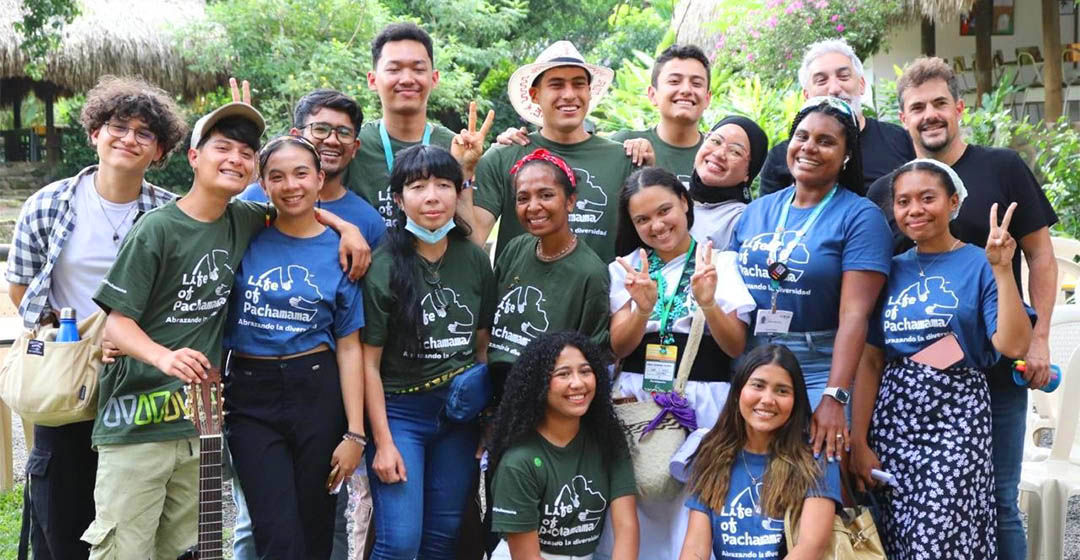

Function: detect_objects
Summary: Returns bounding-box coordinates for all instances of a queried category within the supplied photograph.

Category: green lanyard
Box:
[767,185,837,309]
[649,238,696,345]
[379,120,433,174]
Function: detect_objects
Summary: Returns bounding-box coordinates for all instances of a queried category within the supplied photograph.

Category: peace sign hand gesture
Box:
[690,240,718,308]
[617,249,659,317]
[986,202,1018,268]
[452,101,495,179]
[229,77,252,105]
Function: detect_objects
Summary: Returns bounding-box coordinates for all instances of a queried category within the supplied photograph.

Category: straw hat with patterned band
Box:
[508,40,615,127]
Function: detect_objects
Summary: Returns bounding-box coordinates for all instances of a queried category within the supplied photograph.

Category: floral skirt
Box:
[869,357,997,560]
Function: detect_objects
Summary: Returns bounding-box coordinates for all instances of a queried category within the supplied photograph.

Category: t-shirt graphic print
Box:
[420,285,476,353]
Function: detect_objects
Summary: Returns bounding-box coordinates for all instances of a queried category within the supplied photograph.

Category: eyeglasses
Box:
[299,122,357,144]
[704,132,748,160]
[104,122,158,146]
[801,96,859,128]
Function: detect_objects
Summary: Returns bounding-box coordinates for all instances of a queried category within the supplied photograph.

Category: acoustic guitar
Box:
[178,367,224,560]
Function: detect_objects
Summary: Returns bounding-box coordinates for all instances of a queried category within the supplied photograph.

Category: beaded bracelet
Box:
[343,431,368,446]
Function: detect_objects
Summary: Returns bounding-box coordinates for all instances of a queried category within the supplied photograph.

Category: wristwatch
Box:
[823,386,850,405]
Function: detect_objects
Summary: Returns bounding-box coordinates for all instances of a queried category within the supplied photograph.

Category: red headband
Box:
[509,149,577,188]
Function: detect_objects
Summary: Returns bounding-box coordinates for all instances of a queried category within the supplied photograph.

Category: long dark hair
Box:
[489,331,629,470]
[614,166,695,258]
[788,99,865,196]
[385,145,474,354]
[689,344,822,518]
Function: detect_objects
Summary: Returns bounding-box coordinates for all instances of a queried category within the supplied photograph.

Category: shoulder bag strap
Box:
[674,307,705,395]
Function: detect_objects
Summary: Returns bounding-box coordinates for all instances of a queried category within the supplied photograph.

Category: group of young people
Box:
[9,20,1060,560]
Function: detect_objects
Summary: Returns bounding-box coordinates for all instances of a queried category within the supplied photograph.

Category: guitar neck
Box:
[198,434,224,559]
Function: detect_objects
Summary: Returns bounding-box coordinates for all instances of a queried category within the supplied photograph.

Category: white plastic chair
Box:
[1019,342,1080,560]
[1052,236,1080,263]
[1022,305,1080,466]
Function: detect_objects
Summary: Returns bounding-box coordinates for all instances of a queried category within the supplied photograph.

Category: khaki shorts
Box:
[81,436,200,560]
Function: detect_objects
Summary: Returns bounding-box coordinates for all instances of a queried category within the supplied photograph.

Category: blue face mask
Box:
[405,217,456,244]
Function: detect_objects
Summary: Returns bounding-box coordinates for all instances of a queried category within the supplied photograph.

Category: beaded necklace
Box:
[646,238,696,345]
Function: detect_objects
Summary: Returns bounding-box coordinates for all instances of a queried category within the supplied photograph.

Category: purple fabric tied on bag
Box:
[640,392,698,440]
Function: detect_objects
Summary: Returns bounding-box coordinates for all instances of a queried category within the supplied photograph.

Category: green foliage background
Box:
[12,0,1080,238]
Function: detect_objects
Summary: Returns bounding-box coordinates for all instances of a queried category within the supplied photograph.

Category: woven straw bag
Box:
[614,307,704,502]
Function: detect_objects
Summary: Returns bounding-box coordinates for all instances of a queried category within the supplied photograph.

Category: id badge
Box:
[642,344,678,392]
[754,310,793,335]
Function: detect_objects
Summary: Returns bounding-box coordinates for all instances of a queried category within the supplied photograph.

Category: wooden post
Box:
[44,89,59,165]
[0,400,12,492]
[1042,0,1064,123]
[974,0,994,106]
[921,18,936,57]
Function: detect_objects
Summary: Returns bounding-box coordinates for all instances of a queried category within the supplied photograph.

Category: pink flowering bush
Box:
[711,0,903,86]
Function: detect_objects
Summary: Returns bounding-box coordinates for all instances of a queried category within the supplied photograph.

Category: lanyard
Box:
[379,120,433,173]
[767,185,837,310]
[650,239,696,344]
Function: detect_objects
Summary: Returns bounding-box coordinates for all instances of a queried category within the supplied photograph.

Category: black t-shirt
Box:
[759,117,915,196]
[866,144,1059,288]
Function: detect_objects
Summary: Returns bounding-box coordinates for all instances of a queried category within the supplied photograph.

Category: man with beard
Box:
[759,39,914,195]
[866,56,1058,560]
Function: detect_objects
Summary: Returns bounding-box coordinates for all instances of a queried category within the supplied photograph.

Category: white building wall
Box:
[864,0,1077,111]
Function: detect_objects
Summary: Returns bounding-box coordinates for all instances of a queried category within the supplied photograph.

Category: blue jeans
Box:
[990,380,1028,560]
[751,330,837,410]
[365,386,480,560]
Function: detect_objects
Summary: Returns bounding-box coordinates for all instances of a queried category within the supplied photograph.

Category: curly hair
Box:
[79,75,188,167]
[489,331,629,470]
[788,98,865,195]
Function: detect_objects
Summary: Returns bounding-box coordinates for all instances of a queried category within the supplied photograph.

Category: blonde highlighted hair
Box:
[689,344,824,518]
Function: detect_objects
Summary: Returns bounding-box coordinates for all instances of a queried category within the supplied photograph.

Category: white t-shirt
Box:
[608,247,756,332]
[48,172,139,321]
[689,200,746,252]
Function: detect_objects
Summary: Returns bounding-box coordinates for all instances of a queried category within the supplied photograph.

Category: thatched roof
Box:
[900,0,978,23]
[0,0,224,99]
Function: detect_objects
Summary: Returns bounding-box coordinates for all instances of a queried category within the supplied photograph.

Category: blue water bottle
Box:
[1012,360,1062,393]
[56,307,80,342]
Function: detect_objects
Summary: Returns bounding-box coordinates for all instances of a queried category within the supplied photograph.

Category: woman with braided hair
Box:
[729,96,893,464]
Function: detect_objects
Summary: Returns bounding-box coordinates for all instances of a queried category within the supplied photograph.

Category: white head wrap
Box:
[902,158,968,220]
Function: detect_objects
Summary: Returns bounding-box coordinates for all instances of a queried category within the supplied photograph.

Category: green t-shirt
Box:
[362,235,496,392]
[92,200,266,446]
[343,120,456,228]
[610,127,702,187]
[490,235,610,368]
[474,132,635,264]
[492,430,636,556]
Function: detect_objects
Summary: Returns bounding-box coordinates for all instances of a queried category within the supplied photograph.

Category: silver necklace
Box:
[915,239,962,277]
[94,184,136,245]
[740,450,765,514]
[536,234,577,262]
[420,254,447,311]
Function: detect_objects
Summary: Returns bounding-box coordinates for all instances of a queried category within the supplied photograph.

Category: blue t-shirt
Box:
[686,451,842,560]
[870,244,1002,370]
[225,227,364,355]
[730,186,892,332]
[237,182,386,248]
